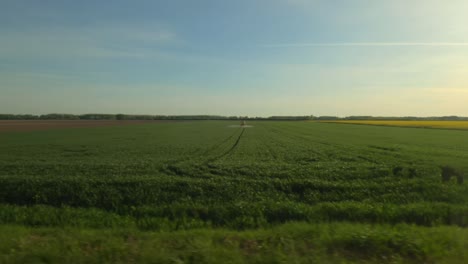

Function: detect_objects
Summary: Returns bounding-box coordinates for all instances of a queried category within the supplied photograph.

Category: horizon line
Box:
[1,113,468,118]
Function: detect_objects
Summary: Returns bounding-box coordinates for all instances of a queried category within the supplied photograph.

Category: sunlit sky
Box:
[1,0,468,116]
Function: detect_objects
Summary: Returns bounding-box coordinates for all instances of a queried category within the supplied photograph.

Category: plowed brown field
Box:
[0,120,162,132]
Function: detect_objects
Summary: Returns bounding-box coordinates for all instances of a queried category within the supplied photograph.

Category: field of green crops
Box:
[1,121,468,263]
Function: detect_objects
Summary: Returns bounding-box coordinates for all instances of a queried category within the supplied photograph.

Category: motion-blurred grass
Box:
[1,222,467,264]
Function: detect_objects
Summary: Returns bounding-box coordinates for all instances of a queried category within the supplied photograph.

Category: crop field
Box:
[1,121,468,263]
[321,120,468,130]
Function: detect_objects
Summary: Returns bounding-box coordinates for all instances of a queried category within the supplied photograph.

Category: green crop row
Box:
[1,174,467,210]
[1,202,467,230]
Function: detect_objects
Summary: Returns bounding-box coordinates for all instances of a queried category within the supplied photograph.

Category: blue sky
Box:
[1,0,467,116]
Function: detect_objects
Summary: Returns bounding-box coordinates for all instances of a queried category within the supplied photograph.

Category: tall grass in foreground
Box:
[1,223,467,264]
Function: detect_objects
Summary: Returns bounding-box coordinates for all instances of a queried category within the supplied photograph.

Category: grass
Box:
[1,121,468,262]
[1,222,467,264]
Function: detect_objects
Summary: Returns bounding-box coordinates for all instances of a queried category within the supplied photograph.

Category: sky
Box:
[1,0,468,117]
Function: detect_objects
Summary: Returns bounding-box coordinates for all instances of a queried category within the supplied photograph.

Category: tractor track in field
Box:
[162,128,240,164]
[161,128,245,177]
[205,128,246,163]
[199,128,242,157]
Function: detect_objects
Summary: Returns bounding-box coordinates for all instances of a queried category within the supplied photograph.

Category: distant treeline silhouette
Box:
[1,114,467,121]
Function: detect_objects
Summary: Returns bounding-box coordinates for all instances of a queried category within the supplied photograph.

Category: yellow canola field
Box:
[321,120,468,130]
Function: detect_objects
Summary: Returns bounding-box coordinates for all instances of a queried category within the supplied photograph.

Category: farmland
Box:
[0,120,159,132]
[321,120,468,130]
[1,121,468,263]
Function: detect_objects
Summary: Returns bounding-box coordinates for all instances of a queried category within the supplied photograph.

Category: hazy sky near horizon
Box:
[1,0,468,116]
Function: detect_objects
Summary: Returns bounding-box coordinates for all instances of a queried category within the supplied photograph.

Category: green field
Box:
[1,121,468,263]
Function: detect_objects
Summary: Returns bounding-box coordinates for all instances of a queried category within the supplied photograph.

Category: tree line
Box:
[0,113,467,121]
[0,114,315,121]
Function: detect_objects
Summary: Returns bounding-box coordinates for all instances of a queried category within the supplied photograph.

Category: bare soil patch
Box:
[0,120,166,132]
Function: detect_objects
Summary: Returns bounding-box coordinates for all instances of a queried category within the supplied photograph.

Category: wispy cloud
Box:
[0,25,178,59]
[262,42,468,47]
